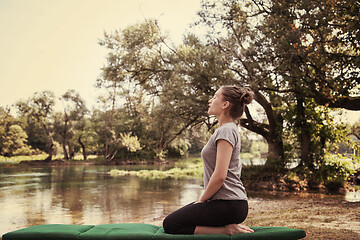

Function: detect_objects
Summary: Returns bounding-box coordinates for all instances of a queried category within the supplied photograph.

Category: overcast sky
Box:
[0,0,202,110]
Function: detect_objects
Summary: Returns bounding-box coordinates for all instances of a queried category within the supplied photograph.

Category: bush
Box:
[1,125,35,157]
[320,153,359,191]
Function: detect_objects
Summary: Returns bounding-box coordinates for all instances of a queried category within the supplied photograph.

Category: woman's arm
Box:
[197,139,233,203]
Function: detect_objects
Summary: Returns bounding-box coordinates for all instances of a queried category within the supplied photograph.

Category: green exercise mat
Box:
[2,223,306,240]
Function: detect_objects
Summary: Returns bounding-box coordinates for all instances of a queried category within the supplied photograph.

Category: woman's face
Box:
[208,88,227,116]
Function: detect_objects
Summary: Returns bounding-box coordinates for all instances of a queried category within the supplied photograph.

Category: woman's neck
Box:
[217,114,234,126]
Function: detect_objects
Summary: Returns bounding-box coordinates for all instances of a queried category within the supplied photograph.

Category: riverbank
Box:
[0,154,167,166]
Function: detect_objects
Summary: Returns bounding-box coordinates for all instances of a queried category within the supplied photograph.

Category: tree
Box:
[270,0,360,110]
[197,0,288,169]
[16,91,55,161]
[258,0,360,169]
[0,107,16,155]
[90,101,123,161]
[1,125,33,157]
[23,120,51,154]
[97,20,232,160]
[74,117,95,160]
[54,90,88,160]
[197,0,360,172]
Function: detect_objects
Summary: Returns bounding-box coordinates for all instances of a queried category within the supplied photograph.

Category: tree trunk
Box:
[78,135,87,160]
[296,96,313,169]
[42,122,54,161]
[62,139,69,160]
[266,134,285,169]
[62,114,69,160]
[68,144,74,159]
[240,90,286,171]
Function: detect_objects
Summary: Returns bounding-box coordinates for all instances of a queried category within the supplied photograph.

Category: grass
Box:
[0,154,49,164]
[110,157,204,179]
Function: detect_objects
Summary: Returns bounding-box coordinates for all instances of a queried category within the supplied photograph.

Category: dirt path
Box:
[243,197,360,239]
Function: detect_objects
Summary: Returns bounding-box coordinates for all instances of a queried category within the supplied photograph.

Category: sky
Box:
[0,0,359,124]
[0,0,202,111]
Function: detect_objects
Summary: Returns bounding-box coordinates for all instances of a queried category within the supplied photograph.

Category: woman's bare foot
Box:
[224,224,254,235]
[238,224,254,233]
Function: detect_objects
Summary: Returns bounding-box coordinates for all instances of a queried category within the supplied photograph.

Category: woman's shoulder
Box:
[213,122,240,141]
[216,122,239,133]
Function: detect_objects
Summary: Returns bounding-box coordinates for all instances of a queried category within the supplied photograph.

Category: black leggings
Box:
[163,200,248,235]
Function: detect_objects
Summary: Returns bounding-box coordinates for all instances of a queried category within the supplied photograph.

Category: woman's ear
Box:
[222,101,230,110]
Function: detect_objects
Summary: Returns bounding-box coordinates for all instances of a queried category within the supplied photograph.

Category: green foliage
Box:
[109,161,203,179]
[1,125,34,156]
[53,90,88,160]
[24,121,50,153]
[0,107,14,154]
[0,154,49,164]
[166,138,190,159]
[284,98,348,164]
[198,0,359,172]
[16,91,55,121]
[320,154,359,183]
[120,132,142,152]
[96,19,232,161]
[15,91,55,159]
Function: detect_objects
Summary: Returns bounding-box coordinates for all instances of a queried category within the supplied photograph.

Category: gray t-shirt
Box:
[200,122,247,201]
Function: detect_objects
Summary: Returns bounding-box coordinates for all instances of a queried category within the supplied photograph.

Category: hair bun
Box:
[240,87,254,105]
[220,85,254,119]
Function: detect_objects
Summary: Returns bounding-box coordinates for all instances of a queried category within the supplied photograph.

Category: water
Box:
[0,164,359,236]
[0,164,203,236]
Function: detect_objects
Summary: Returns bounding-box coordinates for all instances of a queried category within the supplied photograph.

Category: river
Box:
[0,164,359,237]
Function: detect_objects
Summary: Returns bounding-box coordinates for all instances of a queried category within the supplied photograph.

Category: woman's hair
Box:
[220,85,254,119]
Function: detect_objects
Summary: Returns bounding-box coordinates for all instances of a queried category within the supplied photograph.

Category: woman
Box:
[163,85,254,236]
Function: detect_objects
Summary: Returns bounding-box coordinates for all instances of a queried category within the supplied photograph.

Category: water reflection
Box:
[0,165,203,236]
[0,164,358,237]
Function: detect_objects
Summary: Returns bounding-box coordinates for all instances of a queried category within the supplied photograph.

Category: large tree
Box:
[268,0,360,110]
[259,0,360,169]
[197,0,359,171]
[197,0,288,169]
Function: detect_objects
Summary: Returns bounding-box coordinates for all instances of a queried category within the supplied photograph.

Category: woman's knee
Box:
[163,214,194,234]
[163,203,198,234]
[163,215,177,234]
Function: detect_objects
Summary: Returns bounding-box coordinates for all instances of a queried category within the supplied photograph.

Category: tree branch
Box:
[315,95,360,111]
[239,105,270,139]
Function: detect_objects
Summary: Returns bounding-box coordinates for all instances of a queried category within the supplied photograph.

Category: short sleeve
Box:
[214,126,237,147]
